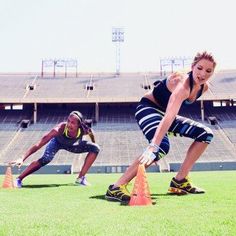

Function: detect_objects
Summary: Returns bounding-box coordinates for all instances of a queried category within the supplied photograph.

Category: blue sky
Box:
[0,0,235,73]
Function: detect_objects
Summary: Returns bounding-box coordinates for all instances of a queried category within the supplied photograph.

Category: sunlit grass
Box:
[0,171,236,236]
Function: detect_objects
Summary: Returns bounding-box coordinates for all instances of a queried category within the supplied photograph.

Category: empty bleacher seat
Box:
[21,119,30,128]
[208,116,218,125]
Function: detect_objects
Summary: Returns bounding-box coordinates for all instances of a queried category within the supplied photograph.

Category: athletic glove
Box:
[139,148,156,165]
[9,157,24,168]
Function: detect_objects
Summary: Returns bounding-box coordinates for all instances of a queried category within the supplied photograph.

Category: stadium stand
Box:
[0,71,236,174]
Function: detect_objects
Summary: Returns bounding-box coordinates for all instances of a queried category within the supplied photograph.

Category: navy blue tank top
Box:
[152,72,204,110]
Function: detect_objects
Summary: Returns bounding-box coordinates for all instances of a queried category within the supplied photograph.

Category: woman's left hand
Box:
[139,148,156,165]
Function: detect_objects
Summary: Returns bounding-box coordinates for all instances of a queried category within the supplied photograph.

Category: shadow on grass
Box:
[89,194,106,200]
[89,195,131,206]
[22,183,75,188]
[151,193,173,197]
[90,195,159,206]
[152,193,188,197]
[89,192,183,201]
[89,193,173,200]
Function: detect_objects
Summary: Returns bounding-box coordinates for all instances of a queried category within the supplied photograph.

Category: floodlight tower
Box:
[112,27,124,76]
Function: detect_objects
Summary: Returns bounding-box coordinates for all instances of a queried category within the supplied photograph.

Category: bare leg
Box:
[113,141,207,187]
[175,141,208,181]
[113,159,139,187]
[18,160,42,181]
[78,152,97,178]
[113,158,151,187]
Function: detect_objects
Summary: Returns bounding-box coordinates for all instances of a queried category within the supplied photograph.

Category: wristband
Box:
[143,148,156,161]
[149,143,159,153]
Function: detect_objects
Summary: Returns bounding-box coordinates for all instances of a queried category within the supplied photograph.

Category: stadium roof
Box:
[0,70,236,104]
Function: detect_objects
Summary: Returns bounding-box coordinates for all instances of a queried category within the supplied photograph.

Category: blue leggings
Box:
[38,138,100,166]
[135,98,213,161]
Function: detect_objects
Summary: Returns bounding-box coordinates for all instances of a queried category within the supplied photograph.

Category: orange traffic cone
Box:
[129,164,153,206]
[2,166,15,189]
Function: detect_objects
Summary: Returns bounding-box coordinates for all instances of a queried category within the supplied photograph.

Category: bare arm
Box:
[150,82,189,150]
[10,123,64,166]
[139,82,190,165]
[22,129,59,161]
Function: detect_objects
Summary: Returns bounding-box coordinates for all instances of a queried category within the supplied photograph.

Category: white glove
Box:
[139,148,156,165]
[9,157,24,168]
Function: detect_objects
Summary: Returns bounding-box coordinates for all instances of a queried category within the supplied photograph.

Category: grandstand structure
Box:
[0,71,236,174]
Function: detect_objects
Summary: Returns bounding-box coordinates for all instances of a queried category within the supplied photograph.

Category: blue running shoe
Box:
[75,176,91,186]
[15,178,22,188]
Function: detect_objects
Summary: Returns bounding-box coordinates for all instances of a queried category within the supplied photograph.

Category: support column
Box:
[95,102,99,123]
[200,100,204,121]
[33,103,37,123]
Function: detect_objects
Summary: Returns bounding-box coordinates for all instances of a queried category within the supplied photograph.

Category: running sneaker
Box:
[75,176,91,186]
[168,177,205,195]
[15,178,22,188]
[105,184,130,202]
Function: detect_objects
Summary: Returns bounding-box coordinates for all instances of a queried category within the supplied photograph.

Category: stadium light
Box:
[160,56,192,76]
[41,59,54,77]
[41,58,78,78]
[66,59,78,78]
[112,27,124,76]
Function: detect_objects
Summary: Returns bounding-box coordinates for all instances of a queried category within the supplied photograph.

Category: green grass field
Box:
[0,171,236,236]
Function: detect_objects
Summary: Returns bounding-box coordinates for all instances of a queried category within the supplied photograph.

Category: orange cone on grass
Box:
[2,166,14,189]
[129,164,152,206]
